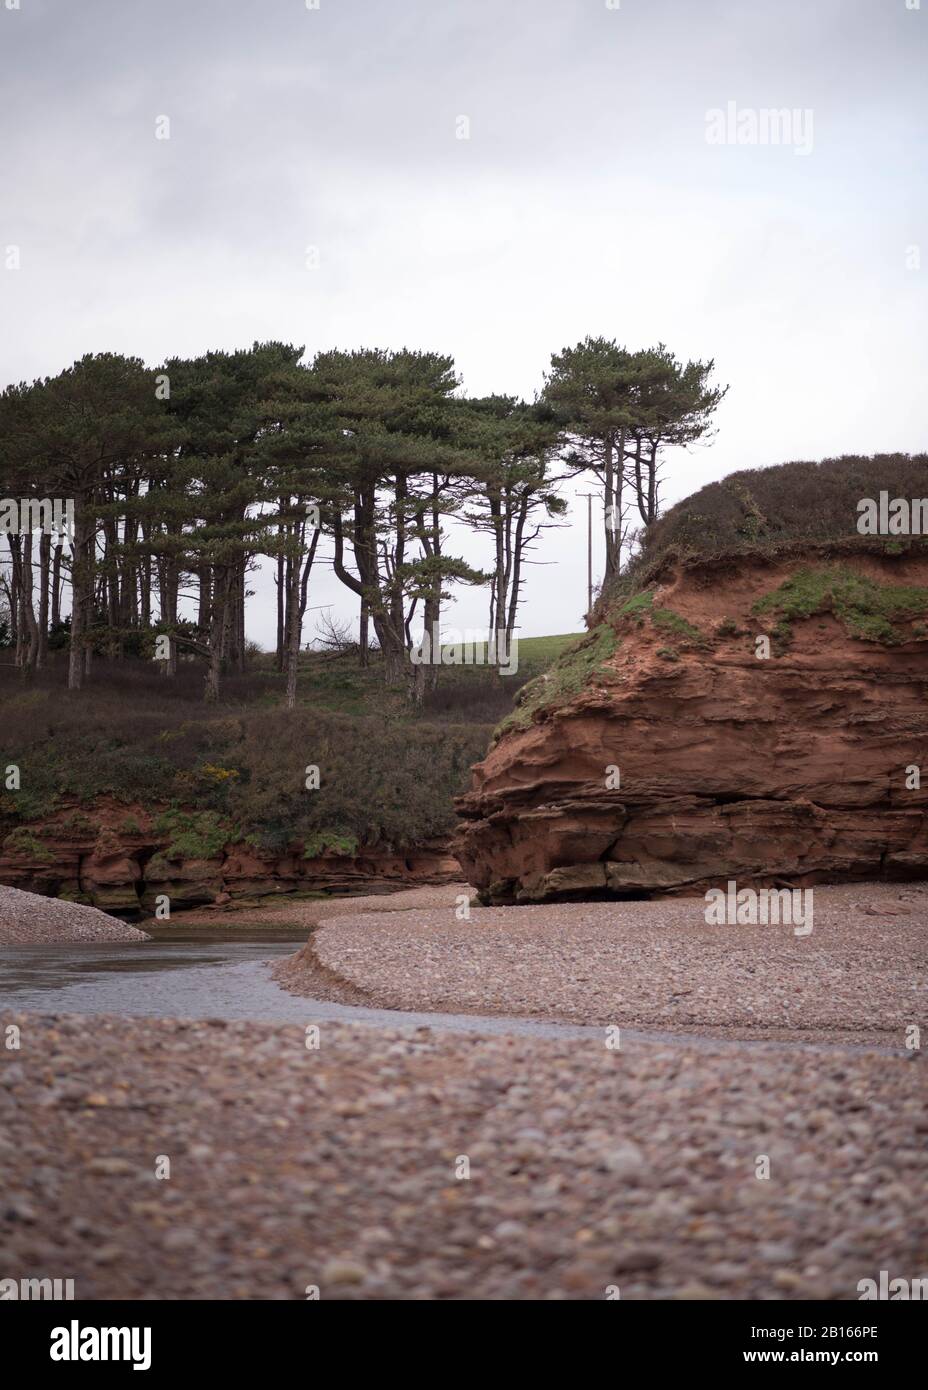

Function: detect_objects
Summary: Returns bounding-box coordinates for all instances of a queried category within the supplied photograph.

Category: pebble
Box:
[322,1258,367,1286]
[280,881,927,1047]
[87,1157,135,1176]
[1,937,924,1301]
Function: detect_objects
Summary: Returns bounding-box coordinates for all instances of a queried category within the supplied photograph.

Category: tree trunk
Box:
[6,536,22,667]
[225,561,246,673]
[121,503,139,631]
[603,436,616,581]
[222,561,246,674]
[411,594,436,707]
[205,567,231,701]
[285,522,320,710]
[7,541,20,656]
[139,514,152,629]
[68,499,94,691]
[51,541,63,629]
[276,549,285,672]
[159,553,179,678]
[237,563,247,672]
[197,564,211,638]
[489,490,504,642]
[11,533,39,674]
[603,429,625,578]
[612,431,625,572]
[284,552,300,710]
[102,515,121,656]
[37,532,50,667]
[378,623,407,685]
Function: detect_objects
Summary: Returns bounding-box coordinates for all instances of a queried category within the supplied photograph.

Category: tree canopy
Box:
[0,333,729,701]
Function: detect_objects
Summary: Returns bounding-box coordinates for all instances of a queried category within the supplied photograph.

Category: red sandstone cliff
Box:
[0,800,460,915]
[455,546,928,902]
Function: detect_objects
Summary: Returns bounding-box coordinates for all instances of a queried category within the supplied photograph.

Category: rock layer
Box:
[0,801,460,915]
[455,549,928,902]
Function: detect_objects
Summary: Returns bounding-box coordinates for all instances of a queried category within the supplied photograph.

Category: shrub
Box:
[152,809,232,860]
[601,454,928,613]
[224,709,488,853]
[302,830,360,859]
[2,827,52,860]
[753,566,928,645]
[640,454,928,562]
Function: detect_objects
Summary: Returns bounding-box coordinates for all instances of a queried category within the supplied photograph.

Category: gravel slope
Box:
[276,883,927,1045]
[0,885,149,944]
[1,1012,924,1300]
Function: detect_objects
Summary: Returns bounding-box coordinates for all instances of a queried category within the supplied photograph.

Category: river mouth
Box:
[0,925,602,1039]
[0,923,906,1054]
[0,923,304,1014]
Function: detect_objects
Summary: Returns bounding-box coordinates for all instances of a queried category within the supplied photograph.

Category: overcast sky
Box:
[1,0,926,645]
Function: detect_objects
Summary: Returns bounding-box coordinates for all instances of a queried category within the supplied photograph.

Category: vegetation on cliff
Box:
[495,626,619,738]
[753,566,928,646]
[627,453,928,573]
[489,456,928,741]
[588,454,928,623]
[0,637,576,863]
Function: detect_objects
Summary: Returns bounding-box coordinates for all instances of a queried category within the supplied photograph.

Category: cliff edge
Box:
[456,531,928,902]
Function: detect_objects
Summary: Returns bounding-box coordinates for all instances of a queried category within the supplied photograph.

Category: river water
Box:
[0,924,897,1053]
[0,923,598,1039]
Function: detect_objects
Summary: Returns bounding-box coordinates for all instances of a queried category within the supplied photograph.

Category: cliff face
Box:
[455,548,928,902]
[0,801,460,915]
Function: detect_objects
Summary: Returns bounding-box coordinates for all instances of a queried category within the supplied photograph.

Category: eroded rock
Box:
[456,549,928,902]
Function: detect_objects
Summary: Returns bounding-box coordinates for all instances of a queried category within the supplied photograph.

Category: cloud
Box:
[1,0,926,642]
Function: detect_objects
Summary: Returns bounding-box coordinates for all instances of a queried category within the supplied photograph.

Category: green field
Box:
[287,632,584,719]
[515,634,584,670]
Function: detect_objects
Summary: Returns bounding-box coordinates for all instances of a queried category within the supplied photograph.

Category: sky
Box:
[1,0,926,645]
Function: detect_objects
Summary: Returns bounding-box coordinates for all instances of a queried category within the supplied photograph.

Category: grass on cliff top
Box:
[494,626,619,739]
[598,453,928,616]
[616,589,708,647]
[753,566,928,645]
